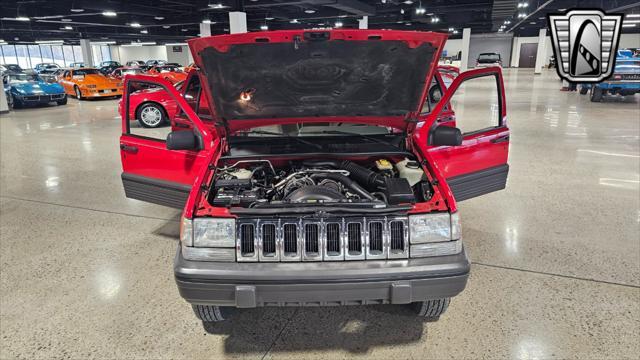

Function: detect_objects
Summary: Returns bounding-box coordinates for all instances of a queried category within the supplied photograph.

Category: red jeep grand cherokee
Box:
[119,30,509,322]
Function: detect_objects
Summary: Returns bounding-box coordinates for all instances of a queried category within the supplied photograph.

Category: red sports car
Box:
[109,67,146,80]
[147,65,187,84]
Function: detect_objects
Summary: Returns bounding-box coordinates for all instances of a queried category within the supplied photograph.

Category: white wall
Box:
[166,45,192,66]
[117,46,168,64]
[443,39,462,59]
[619,33,640,49]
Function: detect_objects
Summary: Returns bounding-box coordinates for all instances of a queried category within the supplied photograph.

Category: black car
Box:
[145,59,167,67]
[34,63,61,74]
[125,60,149,71]
[98,61,122,75]
[0,64,24,76]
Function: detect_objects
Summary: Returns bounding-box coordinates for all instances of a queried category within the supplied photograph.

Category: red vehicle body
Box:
[147,65,187,84]
[119,30,509,323]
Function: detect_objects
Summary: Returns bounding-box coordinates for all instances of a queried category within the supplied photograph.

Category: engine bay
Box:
[209,157,433,209]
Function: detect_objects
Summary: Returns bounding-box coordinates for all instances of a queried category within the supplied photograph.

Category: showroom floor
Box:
[1,68,638,359]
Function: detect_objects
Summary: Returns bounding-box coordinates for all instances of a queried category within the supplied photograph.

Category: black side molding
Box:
[121,173,191,209]
[446,164,509,202]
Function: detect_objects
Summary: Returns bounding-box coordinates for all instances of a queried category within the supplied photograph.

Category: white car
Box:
[475,53,502,68]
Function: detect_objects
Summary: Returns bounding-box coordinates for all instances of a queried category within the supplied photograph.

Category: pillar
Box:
[200,22,211,37]
[229,12,247,34]
[460,28,471,71]
[358,16,368,29]
[80,39,93,67]
[534,28,547,74]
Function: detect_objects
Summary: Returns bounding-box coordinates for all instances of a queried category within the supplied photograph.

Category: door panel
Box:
[414,67,509,203]
[120,75,217,208]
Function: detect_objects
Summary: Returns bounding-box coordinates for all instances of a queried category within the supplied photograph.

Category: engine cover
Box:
[285,185,346,202]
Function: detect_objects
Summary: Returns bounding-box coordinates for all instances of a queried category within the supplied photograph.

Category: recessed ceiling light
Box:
[260,24,268,30]
[162,25,171,29]
[265,16,275,20]
[453,30,458,34]
[140,30,148,34]
[63,26,73,30]
[202,19,212,24]
[208,3,228,9]
[304,9,316,14]
[400,8,405,14]
[290,19,299,23]
[70,7,84,12]
[130,22,141,27]
[335,21,343,28]
[102,11,117,17]
[403,0,413,4]
[181,28,189,32]
[405,22,411,26]
[154,16,165,20]
[61,18,72,22]
[415,8,426,15]
[529,21,536,24]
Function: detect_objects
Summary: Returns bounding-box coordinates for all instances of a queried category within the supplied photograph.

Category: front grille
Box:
[621,73,640,81]
[50,94,65,100]
[23,95,40,101]
[236,217,408,262]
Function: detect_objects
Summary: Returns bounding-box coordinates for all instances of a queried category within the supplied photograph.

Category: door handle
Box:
[120,144,138,153]
[491,135,510,144]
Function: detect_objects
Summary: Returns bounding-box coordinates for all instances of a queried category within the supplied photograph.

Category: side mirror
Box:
[429,125,463,146]
[166,130,199,150]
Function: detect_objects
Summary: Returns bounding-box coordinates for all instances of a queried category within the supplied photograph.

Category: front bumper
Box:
[597,81,640,91]
[16,93,66,103]
[82,88,122,97]
[174,246,470,308]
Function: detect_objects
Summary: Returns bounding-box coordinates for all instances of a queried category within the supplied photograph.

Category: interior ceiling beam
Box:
[245,0,375,15]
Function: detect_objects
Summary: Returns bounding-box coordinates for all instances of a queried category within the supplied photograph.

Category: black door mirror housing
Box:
[429,125,463,146]
[166,130,200,150]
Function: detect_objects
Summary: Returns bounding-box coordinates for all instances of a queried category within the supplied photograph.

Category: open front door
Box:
[120,75,218,208]
[414,67,509,203]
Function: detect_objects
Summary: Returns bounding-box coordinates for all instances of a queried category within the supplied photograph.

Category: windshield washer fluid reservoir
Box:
[396,158,424,186]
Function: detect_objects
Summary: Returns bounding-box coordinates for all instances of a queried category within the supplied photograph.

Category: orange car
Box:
[147,65,187,84]
[183,63,198,73]
[58,68,122,99]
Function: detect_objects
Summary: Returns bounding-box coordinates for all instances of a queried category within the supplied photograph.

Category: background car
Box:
[118,80,185,128]
[580,51,640,102]
[3,72,67,108]
[125,60,149,70]
[109,67,146,80]
[58,68,122,99]
[145,59,167,67]
[34,63,61,74]
[147,65,187,84]
[68,62,85,68]
[1,64,24,75]
[475,53,502,68]
[98,60,122,75]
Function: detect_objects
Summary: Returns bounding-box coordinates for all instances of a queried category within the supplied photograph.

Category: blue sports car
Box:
[3,73,67,108]
[580,50,640,102]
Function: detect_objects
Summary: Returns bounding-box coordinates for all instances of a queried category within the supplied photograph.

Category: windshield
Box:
[478,54,500,62]
[73,69,101,76]
[122,68,144,75]
[7,74,43,83]
[239,124,392,137]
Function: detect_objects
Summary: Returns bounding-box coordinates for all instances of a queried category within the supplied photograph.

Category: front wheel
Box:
[410,298,451,321]
[11,95,22,109]
[56,96,68,105]
[192,305,235,322]
[579,86,589,95]
[136,103,166,128]
[590,86,603,102]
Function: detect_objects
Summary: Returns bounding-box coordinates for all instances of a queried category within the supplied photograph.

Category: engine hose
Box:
[302,160,386,191]
[309,173,375,201]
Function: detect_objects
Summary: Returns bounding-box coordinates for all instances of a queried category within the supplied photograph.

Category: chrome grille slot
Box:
[237,216,408,262]
[240,224,255,255]
[262,224,276,255]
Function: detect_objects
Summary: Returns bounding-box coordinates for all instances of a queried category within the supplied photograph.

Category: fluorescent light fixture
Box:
[36,40,64,44]
[70,7,84,12]
[162,25,171,29]
[265,17,275,20]
[181,28,189,31]
[403,0,413,4]
[15,16,30,21]
[165,43,187,46]
[622,23,637,27]
[529,21,536,24]
[124,41,156,46]
[208,3,228,9]
[140,30,148,34]
[290,19,299,23]
[63,26,73,30]
[335,21,343,28]
[61,18,72,22]
[339,14,347,18]
[626,14,640,18]
[154,16,165,20]
[90,41,116,45]
[102,11,117,17]
[305,9,316,14]
[260,24,268,30]
[130,22,142,27]
[623,19,640,24]
[202,19,212,24]
[405,22,411,26]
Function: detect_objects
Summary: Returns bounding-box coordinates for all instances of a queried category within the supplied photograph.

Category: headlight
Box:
[180,217,236,262]
[409,212,462,258]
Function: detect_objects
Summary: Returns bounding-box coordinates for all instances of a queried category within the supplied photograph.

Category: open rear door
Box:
[120,75,218,208]
[414,67,509,202]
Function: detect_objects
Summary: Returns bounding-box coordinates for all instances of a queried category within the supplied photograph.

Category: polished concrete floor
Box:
[1,69,639,359]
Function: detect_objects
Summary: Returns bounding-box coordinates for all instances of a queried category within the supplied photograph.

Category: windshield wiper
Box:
[241,130,323,150]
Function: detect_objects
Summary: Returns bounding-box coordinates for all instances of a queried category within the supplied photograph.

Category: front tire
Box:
[192,305,234,322]
[56,96,68,105]
[410,298,451,321]
[136,103,166,128]
[74,86,83,100]
[579,86,589,95]
[590,86,603,102]
[11,95,22,109]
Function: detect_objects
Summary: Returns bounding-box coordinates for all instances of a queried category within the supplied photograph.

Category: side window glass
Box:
[183,76,201,111]
[125,79,190,140]
[421,77,446,115]
[448,74,501,134]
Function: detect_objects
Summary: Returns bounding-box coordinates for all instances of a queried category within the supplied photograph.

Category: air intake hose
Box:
[309,173,375,201]
[303,160,386,191]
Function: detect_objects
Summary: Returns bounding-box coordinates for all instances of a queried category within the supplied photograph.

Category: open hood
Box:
[188,30,447,132]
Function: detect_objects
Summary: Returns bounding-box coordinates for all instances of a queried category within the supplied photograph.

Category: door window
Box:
[446,74,502,134]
